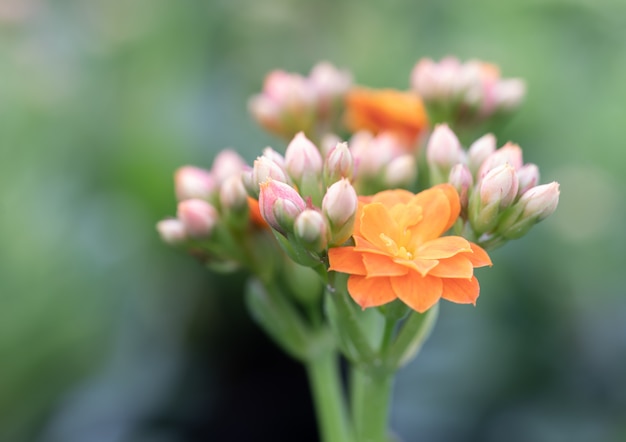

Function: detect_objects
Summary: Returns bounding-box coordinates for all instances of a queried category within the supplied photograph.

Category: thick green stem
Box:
[306,350,354,442]
[351,367,394,442]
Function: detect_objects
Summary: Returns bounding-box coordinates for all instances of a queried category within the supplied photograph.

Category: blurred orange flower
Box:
[344,88,429,146]
[328,185,491,312]
[247,197,268,228]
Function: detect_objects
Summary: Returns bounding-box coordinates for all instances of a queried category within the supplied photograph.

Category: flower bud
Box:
[448,163,473,213]
[493,78,526,112]
[426,124,465,185]
[520,182,560,222]
[322,178,358,246]
[497,182,560,239]
[384,155,417,188]
[177,199,218,239]
[467,134,496,175]
[308,61,352,118]
[516,163,540,196]
[294,209,328,253]
[174,166,216,201]
[259,179,306,235]
[285,132,323,183]
[324,142,354,185]
[479,163,519,209]
[219,174,249,213]
[320,133,343,158]
[211,149,247,185]
[262,146,286,169]
[477,142,523,180]
[156,219,187,245]
[248,155,290,198]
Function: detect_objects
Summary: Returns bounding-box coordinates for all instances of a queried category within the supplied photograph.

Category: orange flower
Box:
[328,185,492,312]
[247,197,268,228]
[344,88,429,146]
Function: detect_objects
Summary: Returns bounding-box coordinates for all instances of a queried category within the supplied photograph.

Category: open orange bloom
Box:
[344,88,429,146]
[328,184,492,313]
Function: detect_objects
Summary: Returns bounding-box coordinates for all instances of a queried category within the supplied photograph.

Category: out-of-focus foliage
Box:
[1,0,625,441]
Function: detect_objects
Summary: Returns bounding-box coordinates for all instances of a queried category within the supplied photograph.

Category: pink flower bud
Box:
[478,142,524,180]
[324,142,354,185]
[285,132,323,183]
[308,62,352,105]
[262,147,286,169]
[480,163,519,208]
[520,182,560,221]
[177,199,218,239]
[516,163,540,196]
[467,133,496,175]
[426,124,465,184]
[411,57,462,101]
[219,175,248,212]
[249,156,290,197]
[320,133,343,158]
[384,155,417,188]
[322,178,358,245]
[156,219,187,245]
[448,163,473,211]
[294,209,328,252]
[258,179,306,235]
[174,166,216,201]
[493,78,526,111]
[211,149,247,185]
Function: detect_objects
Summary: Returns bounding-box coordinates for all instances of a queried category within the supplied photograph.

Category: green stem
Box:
[351,366,394,442]
[306,350,354,442]
[387,304,439,370]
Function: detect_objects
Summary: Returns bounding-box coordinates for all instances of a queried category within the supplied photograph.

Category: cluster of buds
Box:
[411,56,526,129]
[425,124,559,248]
[241,132,359,267]
[248,62,352,140]
[156,149,271,270]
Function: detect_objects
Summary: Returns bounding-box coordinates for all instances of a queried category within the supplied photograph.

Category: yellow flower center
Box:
[379,233,414,260]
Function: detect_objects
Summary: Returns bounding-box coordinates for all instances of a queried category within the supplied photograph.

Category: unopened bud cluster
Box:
[425,125,559,248]
[248,62,352,140]
[411,56,526,128]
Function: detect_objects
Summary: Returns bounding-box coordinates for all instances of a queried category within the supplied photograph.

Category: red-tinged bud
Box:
[467,134,496,175]
[156,219,187,245]
[294,209,328,253]
[174,166,216,201]
[517,163,540,196]
[177,199,218,239]
[219,175,249,213]
[211,149,247,185]
[426,124,465,185]
[478,142,524,180]
[322,178,358,246]
[324,142,354,185]
[384,155,416,188]
[448,163,473,213]
[259,179,306,235]
[480,163,519,208]
[285,132,323,183]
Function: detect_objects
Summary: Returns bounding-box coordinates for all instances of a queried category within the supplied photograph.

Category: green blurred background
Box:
[1,0,625,441]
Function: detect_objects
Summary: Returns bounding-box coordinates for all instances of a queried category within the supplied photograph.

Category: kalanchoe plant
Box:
[158,59,559,442]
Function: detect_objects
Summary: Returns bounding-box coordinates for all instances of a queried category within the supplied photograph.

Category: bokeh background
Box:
[2,0,625,441]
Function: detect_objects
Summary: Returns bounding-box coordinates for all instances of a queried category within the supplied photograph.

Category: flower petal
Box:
[407,188,453,245]
[359,202,401,250]
[433,184,461,231]
[417,236,472,259]
[362,253,409,277]
[428,255,474,279]
[370,189,415,208]
[393,257,439,276]
[328,247,367,275]
[391,271,443,313]
[347,275,397,309]
[441,276,480,305]
[464,243,493,267]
